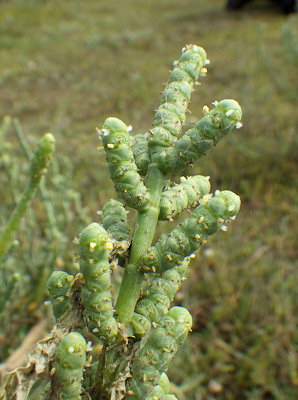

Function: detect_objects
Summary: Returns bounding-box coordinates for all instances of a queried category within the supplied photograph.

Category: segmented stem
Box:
[159,175,211,220]
[101,199,131,243]
[131,257,190,337]
[132,133,150,176]
[157,99,242,174]
[100,118,150,211]
[149,44,207,164]
[0,133,55,258]
[142,190,241,273]
[47,271,73,320]
[127,307,192,400]
[79,223,118,341]
[50,333,86,400]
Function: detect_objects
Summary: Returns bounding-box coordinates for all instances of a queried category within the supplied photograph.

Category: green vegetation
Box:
[0,117,89,361]
[0,43,242,399]
[0,131,55,259]
[0,0,297,399]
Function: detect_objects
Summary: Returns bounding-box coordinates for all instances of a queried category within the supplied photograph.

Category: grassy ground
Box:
[0,0,297,399]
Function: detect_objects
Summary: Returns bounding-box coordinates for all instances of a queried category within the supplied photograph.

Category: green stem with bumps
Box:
[0,133,55,259]
[115,164,165,325]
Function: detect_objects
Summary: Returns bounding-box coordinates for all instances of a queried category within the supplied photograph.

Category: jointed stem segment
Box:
[115,164,165,325]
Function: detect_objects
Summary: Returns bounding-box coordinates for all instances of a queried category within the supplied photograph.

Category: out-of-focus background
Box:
[0,0,297,398]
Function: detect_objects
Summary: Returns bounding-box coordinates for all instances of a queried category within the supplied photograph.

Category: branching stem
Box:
[115,164,164,325]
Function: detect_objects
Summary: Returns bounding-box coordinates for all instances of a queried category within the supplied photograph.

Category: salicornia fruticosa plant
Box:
[0,44,242,400]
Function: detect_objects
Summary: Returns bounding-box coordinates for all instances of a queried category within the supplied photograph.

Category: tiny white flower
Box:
[236,122,243,129]
[86,341,93,352]
[201,67,208,76]
[202,105,210,114]
[200,194,211,205]
[102,128,110,136]
[68,346,75,353]
[89,241,97,251]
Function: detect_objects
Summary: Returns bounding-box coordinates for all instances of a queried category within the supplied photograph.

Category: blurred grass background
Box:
[0,0,297,398]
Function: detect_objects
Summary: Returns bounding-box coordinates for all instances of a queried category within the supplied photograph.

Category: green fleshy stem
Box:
[149,45,207,161]
[131,258,190,337]
[0,133,55,259]
[114,46,206,324]
[146,392,178,400]
[159,175,211,220]
[79,222,118,341]
[132,133,150,176]
[115,163,165,325]
[156,99,242,174]
[100,117,150,211]
[133,45,208,176]
[145,372,171,399]
[145,386,165,400]
[101,199,131,243]
[47,271,74,321]
[127,307,192,400]
[50,332,86,400]
[158,372,170,394]
[142,190,240,273]
[101,198,131,267]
